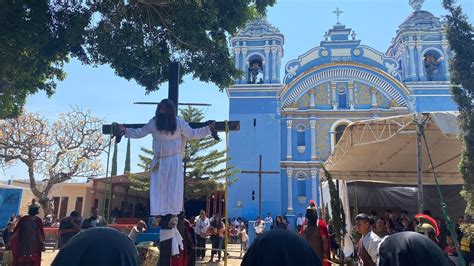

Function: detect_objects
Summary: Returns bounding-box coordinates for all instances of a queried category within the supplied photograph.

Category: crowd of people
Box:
[239,205,474,266]
[1,199,473,266]
[355,208,474,266]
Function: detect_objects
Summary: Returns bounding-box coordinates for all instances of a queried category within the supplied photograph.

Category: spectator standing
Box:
[297,213,306,232]
[240,225,249,253]
[208,213,225,263]
[264,213,273,228]
[10,205,45,266]
[194,210,210,260]
[2,222,14,250]
[81,207,107,229]
[375,218,388,238]
[128,220,147,244]
[58,211,82,248]
[355,213,381,266]
[254,216,265,237]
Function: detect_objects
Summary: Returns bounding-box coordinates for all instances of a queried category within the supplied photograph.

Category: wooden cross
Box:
[240,155,280,217]
[101,62,240,266]
[102,62,240,141]
[333,7,343,24]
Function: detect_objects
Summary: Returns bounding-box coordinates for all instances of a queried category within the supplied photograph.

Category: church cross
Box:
[333,7,343,24]
[240,155,280,217]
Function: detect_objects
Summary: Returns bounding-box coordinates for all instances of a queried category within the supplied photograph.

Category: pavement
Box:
[41,243,244,266]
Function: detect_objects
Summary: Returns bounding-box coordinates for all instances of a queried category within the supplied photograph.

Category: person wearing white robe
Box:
[120,100,213,218]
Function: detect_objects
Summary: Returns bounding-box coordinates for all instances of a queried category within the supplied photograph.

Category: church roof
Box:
[235,18,283,38]
[398,10,442,31]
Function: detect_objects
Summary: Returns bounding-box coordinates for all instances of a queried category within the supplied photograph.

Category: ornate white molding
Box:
[281,67,409,108]
[309,120,317,128]
[286,120,293,128]
[286,168,293,177]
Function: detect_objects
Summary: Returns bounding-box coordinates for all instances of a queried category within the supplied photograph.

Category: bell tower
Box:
[230,18,284,85]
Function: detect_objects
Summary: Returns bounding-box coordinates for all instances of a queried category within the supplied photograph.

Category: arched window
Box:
[296,172,306,199]
[248,58,264,84]
[338,85,348,109]
[335,124,348,145]
[296,124,306,147]
[423,51,442,81]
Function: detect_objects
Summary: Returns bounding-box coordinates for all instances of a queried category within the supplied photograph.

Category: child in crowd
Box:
[444,234,460,265]
[240,225,249,254]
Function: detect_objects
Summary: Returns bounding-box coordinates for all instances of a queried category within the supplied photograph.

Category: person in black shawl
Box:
[52,227,138,266]
[378,231,453,266]
[241,229,321,266]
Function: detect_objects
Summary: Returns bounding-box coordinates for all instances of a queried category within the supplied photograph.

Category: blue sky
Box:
[2,0,473,181]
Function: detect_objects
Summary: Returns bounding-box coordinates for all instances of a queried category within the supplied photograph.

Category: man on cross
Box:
[117,99,215,226]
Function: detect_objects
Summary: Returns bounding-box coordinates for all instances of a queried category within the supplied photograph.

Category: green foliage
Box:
[128,147,153,193]
[123,138,131,174]
[111,143,118,176]
[0,0,90,118]
[129,106,234,200]
[443,0,474,223]
[324,202,330,223]
[1,0,276,119]
[321,165,347,257]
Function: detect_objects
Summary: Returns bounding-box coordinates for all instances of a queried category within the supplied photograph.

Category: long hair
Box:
[155,99,177,134]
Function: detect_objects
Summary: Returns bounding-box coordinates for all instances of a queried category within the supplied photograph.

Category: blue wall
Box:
[227,97,282,220]
[0,188,22,228]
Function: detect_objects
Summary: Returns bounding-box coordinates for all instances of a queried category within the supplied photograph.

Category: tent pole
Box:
[416,116,424,213]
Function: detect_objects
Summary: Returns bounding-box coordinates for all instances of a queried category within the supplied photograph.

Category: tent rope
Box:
[416,119,466,266]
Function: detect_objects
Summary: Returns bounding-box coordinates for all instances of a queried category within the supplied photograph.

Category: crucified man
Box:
[117,98,215,228]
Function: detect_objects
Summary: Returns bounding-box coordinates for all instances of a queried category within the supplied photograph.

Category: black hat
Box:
[355,213,370,222]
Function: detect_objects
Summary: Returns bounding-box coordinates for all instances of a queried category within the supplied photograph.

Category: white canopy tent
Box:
[325,112,462,185]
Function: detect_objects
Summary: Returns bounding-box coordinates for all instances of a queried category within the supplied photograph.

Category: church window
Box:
[296,172,306,198]
[296,124,306,146]
[248,59,264,84]
[335,124,348,145]
[423,51,442,81]
[338,86,348,109]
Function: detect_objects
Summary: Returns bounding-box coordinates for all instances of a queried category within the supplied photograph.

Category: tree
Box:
[111,143,118,176]
[443,0,474,228]
[123,138,131,174]
[0,110,107,214]
[0,1,91,118]
[129,106,232,200]
[1,0,276,119]
[321,165,347,261]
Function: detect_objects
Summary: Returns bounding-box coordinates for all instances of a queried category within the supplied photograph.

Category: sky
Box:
[2,0,473,181]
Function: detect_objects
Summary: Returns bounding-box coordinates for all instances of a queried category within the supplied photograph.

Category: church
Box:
[226,0,456,222]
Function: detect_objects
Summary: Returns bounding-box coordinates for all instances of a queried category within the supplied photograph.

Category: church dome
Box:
[399,10,442,31]
[235,18,283,38]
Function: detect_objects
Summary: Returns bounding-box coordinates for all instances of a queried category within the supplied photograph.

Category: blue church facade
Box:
[226,0,457,222]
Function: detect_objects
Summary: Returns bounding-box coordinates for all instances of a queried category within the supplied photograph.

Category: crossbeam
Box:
[102,121,240,143]
[134,102,212,106]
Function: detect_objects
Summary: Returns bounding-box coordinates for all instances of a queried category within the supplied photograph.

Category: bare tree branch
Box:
[0,110,107,214]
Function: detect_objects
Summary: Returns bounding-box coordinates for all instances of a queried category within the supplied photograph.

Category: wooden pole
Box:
[258,155,262,217]
[168,62,179,113]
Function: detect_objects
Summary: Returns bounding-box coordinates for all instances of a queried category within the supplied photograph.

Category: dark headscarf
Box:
[378,231,453,266]
[241,229,321,266]
[52,227,138,266]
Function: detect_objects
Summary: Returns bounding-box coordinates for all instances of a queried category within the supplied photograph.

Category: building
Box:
[5,175,148,220]
[226,0,456,222]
